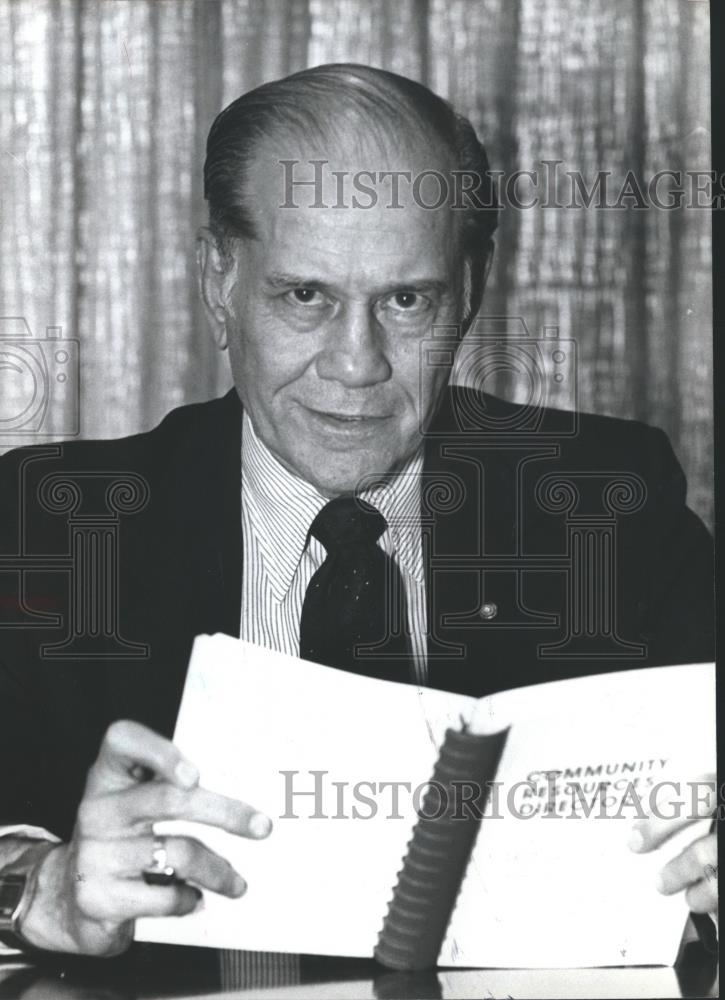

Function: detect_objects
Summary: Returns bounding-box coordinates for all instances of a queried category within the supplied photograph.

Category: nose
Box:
[315,304,391,388]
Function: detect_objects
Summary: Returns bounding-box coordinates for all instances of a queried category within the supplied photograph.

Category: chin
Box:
[305,456,396,498]
[310,474,371,498]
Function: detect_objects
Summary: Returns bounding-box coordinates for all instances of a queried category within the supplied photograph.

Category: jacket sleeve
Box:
[0,448,53,831]
[0,447,91,840]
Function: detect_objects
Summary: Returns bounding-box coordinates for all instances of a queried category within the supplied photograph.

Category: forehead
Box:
[243,128,463,280]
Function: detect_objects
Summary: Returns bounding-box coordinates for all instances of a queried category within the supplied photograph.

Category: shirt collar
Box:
[241,412,425,599]
[242,413,327,600]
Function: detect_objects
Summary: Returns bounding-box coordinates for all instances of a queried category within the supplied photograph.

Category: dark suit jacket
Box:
[0,388,714,840]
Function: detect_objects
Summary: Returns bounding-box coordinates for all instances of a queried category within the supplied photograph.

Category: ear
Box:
[461,243,494,334]
[196,227,239,351]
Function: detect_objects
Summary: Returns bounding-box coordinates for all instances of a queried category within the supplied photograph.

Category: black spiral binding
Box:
[374,724,508,970]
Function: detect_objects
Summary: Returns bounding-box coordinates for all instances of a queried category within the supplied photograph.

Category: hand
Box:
[18,719,272,956]
[629,774,717,915]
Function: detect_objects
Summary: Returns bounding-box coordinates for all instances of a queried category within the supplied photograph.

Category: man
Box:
[0,64,715,957]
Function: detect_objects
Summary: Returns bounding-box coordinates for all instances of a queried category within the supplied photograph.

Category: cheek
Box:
[228,312,312,400]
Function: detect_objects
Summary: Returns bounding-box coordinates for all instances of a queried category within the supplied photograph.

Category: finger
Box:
[87,837,247,898]
[628,779,716,852]
[86,720,199,796]
[657,833,717,895]
[76,875,203,922]
[684,878,718,915]
[82,781,273,840]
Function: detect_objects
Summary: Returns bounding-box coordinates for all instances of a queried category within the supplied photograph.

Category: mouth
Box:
[319,411,386,422]
[301,405,392,431]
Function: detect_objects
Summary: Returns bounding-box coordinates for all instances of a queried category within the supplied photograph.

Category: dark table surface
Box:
[0,941,717,999]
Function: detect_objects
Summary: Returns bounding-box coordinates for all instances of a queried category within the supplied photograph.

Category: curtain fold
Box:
[0,0,713,527]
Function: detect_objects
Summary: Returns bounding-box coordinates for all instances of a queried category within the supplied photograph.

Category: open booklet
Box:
[136,635,715,969]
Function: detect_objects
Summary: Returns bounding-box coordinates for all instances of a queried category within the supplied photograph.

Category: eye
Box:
[288,287,325,306]
[384,291,430,314]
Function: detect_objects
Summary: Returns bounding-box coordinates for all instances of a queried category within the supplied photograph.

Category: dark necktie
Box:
[299,497,414,683]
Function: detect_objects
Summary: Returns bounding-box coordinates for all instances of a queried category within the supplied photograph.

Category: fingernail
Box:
[628,829,644,852]
[249,812,273,839]
[175,760,199,789]
[655,871,668,894]
[233,874,247,896]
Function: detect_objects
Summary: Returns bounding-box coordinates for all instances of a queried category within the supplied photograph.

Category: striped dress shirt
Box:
[240,413,428,685]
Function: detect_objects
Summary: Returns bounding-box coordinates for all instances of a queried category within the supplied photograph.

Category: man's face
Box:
[212,132,468,496]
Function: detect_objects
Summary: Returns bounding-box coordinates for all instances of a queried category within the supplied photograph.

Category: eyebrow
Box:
[266,272,324,290]
[265,271,450,296]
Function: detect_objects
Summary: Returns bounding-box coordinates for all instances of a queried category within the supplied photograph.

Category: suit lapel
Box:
[422,390,535,695]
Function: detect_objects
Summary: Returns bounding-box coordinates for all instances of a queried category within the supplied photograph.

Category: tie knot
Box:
[310,497,387,551]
